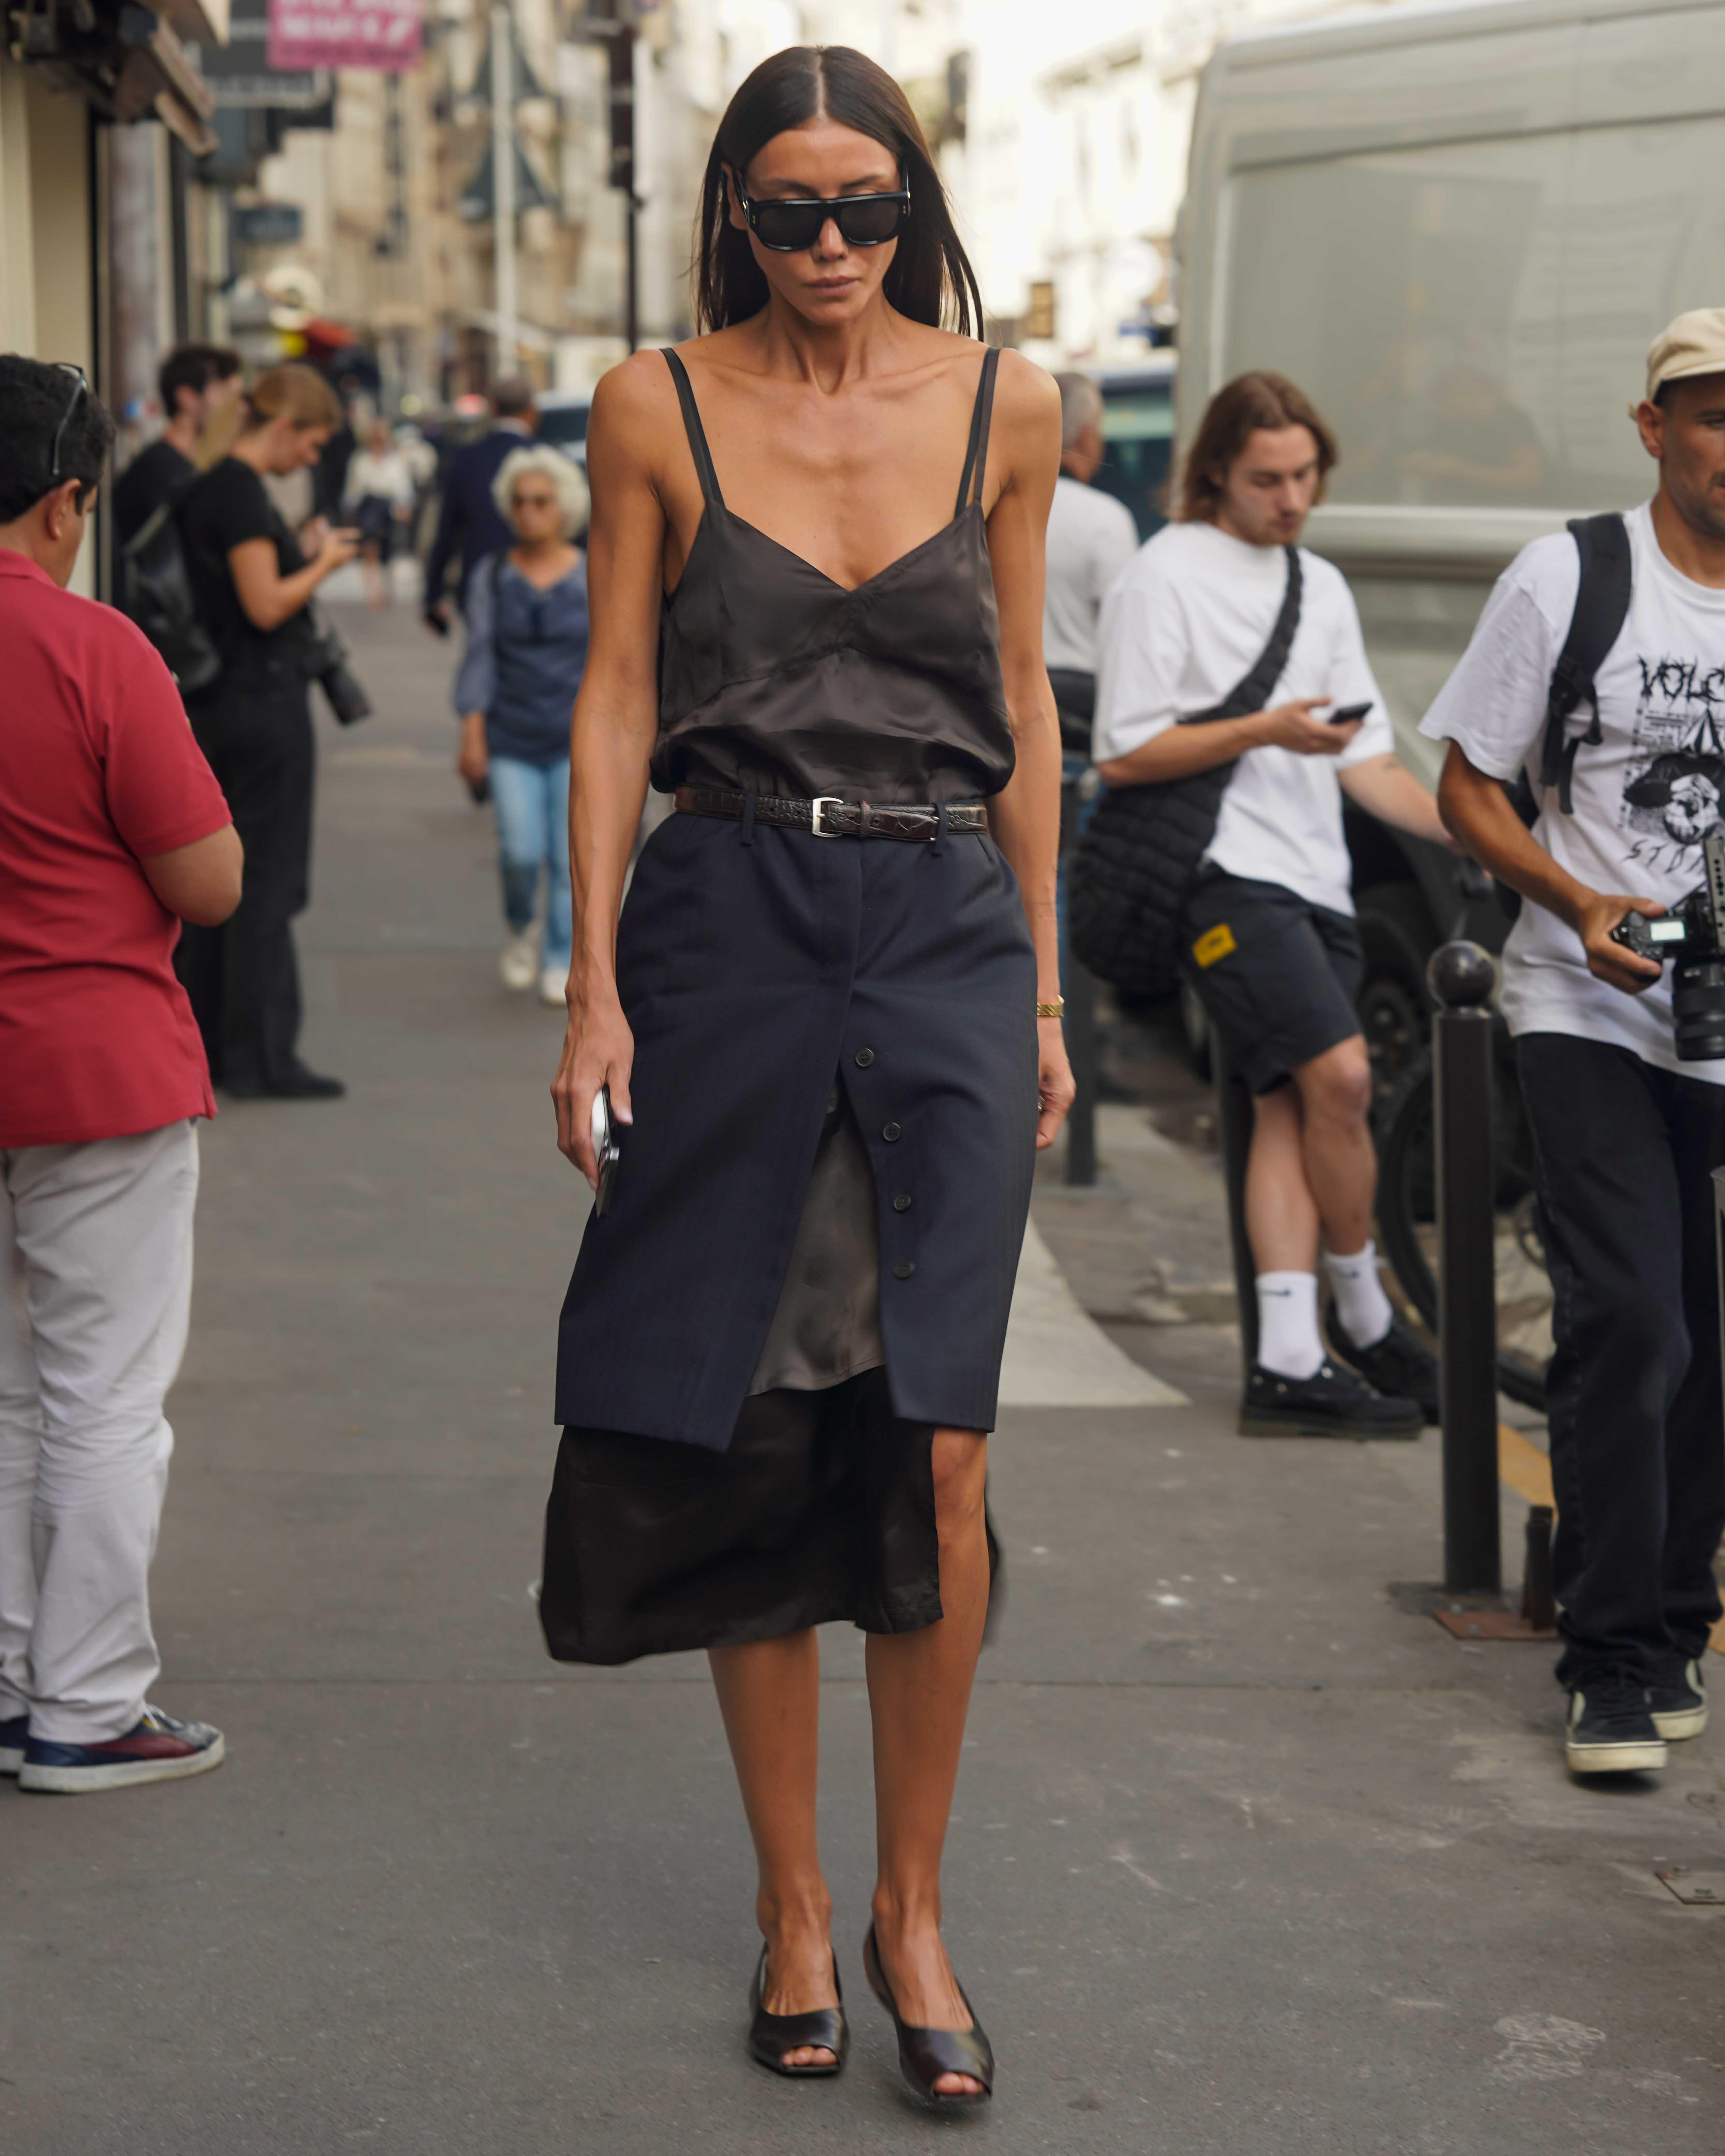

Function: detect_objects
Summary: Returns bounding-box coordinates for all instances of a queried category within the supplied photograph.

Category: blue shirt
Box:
[454,552,589,768]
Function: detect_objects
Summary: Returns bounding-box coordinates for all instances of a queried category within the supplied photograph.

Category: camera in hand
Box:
[1609,829,1725,1060]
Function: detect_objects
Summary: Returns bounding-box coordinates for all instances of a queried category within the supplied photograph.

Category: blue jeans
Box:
[489,755,571,969]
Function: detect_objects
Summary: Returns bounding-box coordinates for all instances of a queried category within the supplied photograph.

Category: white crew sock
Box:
[1256,1271,1324,1380]
[1324,1240,1395,1350]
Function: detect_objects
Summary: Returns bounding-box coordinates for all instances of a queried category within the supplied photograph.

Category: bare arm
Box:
[548,356,672,1182]
[228,526,359,633]
[1095,698,1354,788]
[1340,752,1454,848]
[982,353,1075,1151]
[141,823,244,926]
[1436,741,1663,996]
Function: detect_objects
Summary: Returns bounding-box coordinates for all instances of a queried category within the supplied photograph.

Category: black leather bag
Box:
[1068,546,1302,999]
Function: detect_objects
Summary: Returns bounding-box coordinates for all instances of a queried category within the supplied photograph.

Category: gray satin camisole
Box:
[652,346,1014,807]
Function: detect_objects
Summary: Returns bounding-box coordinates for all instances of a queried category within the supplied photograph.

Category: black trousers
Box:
[1517,1033,1725,1684]
[178,675,314,1088]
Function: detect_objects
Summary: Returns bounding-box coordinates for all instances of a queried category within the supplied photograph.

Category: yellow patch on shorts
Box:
[1191,923,1237,968]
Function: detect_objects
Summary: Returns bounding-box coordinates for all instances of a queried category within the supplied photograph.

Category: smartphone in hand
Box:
[1328,701,1373,726]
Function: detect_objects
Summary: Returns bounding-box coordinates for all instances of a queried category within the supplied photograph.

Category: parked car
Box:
[534,391,591,462]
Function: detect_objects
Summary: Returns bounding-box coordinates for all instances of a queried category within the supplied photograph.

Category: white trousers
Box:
[0,1122,197,1743]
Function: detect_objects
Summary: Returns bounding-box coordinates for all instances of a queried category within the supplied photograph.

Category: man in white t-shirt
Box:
[1424,309,1725,1779]
[1044,373,1140,745]
[1095,371,1449,1438]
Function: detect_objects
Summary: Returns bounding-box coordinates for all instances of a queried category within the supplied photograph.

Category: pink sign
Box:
[267,0,422,72]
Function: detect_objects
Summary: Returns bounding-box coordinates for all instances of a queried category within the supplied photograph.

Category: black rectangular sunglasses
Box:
[734,175,909,253]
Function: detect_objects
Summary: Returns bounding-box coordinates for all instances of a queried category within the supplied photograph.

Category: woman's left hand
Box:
[1035,1016,1076,1150]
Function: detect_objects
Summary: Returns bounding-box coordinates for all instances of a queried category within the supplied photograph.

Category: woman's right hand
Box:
[551,986,635,1186]
[318,526,362,573]
[456,713,489,787]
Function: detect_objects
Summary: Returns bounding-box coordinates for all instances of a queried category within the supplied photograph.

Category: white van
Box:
[1180,0,1725,1068]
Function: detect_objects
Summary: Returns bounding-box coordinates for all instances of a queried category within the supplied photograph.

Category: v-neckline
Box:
[666,498,979,606]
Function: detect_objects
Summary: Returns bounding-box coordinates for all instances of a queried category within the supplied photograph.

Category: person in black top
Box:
[540,46,1070,2109]
[421,378,537,632]
[175,364,359,1099]
[111,344,241,548]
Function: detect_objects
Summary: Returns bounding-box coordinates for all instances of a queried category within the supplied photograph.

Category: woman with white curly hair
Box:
[455,444,590,1002]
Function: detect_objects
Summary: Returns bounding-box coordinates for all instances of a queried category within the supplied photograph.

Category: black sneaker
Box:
[1325,1305,1440,1424]
[226,1061,346,1101]
[1565,1672,1667,1774]
[1649,1654,1707,1742]
[1239,1358,1422,1439]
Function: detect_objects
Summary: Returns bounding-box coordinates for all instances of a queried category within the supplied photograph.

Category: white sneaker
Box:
[539,964,568,1008]
[500,929,538,991]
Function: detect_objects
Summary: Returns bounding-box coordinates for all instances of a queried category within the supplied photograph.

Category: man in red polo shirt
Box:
[0,356,242,1793]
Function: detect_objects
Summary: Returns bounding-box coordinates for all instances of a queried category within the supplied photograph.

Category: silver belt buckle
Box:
[810,796,844,838]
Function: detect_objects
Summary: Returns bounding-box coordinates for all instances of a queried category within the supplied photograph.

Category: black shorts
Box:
[1178,867,1364,1094]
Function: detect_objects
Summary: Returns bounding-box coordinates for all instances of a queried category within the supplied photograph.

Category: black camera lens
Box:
[1671,956,1725,1062]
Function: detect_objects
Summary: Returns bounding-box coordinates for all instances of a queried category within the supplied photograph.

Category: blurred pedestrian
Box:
[1044,370,1138,953]
[454,446,589,1004]
[111,342,242,548]
[422,377,538,635]
[1092,371,1446,1436]
[342,416,416,611]
[541,45,1072,2109]
[0,356,241,1793]
[1425,309,1725,1777]
[175,363,359,1100]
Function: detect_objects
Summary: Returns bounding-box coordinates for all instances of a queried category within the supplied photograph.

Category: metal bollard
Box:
[1429,940,1501,1596]
[1212,1030,1260,1374]
[1057,770,1098,1188]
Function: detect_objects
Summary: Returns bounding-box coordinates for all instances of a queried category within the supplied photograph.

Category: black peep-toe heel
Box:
[747,1944,849,2078]
[862,1923,994,2107]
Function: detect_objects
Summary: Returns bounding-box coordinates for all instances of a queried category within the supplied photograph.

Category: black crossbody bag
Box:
[1069,546,1302,999]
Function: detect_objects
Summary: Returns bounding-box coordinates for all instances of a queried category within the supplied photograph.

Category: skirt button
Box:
[882,1122,901,1142]
[892,1193,912,1212]
[893,1260,916,1280]
[854,1047,876,1067]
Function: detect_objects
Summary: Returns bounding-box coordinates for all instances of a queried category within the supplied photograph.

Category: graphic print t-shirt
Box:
[1420,501,1725,1082]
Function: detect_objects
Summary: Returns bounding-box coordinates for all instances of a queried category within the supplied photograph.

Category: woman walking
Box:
[341,416,415,610]
[455,446,590,1004]
[541,46,1069,2107]
[177,364,358,1099]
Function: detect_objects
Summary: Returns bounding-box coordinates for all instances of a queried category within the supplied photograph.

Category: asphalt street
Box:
[5,597,1725,2155]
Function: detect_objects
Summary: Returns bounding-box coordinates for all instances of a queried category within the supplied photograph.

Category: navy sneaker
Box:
[1649,1654,1707,1742]
[1565,1673,1667,1774]
[0,1714,26,1776]
[1325,1304,1441,1424]
[19,1706,225,1794]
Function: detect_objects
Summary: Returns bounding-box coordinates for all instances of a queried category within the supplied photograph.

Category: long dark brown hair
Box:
[1177,371,1338,522]
[695,46,983,338]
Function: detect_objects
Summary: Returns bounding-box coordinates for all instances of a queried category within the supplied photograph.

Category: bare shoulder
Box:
[990,350,1061,440]
[589,347,679,440]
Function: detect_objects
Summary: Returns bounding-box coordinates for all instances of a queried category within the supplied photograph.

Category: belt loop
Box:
[740,785,756,848]
[932,801,948,856]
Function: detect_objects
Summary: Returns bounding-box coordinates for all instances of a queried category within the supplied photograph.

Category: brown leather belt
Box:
[673,786,987,842]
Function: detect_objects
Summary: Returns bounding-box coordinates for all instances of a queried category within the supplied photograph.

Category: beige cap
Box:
[1646,308,1725,401]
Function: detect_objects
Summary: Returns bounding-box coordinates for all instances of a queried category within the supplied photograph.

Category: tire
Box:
[1354,880,1438,1117]
[1374,1051,1550,1413]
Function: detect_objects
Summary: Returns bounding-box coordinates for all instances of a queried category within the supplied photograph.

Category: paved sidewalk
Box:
[5,604,1725,2154]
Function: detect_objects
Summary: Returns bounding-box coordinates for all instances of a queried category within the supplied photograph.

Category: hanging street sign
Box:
[459,136,559,222]
[267,0,423,73]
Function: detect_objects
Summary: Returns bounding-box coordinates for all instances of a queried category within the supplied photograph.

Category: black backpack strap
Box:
[1184,545,1303,724]
[1540,511,1631,815]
